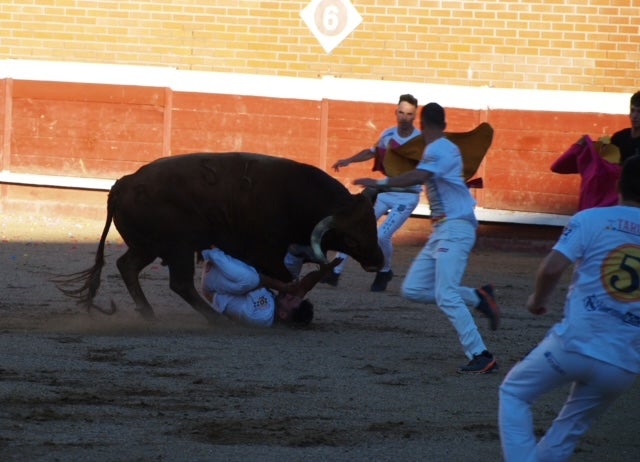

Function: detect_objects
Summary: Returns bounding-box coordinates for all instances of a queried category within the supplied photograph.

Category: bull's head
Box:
[310,193,383,272]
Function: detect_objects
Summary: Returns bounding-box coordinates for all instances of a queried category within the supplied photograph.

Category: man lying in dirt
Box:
[200,245,342,327]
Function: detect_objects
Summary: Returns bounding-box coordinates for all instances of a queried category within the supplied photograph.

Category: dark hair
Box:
[631,91,640,108]
[619,154,640,202]
[421,102,446,130]
[290,299,314,326]
[399,94,418,107]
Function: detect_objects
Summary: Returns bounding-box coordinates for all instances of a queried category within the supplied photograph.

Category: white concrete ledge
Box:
[413,203,569,227]
[0,171,115,191]
[0,59,629,114]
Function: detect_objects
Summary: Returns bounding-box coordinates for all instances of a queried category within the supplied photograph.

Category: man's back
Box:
[418,137,476,223]
[552,205,640,373]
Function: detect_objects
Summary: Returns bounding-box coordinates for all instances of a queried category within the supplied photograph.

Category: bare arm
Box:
[526,249,572,315]
[354,168,431,189]
[258,273,291,294]
[261,257,344,297]
[332,148,376,171]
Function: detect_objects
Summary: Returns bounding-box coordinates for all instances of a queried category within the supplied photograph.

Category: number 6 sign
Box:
[301,0,363,54]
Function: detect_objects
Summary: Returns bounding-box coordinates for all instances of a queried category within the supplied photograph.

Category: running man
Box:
[354,102,501,374]
[499,155,640,461]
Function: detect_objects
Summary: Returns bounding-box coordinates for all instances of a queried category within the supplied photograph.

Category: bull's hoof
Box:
[204,313,219,326]
[136,308,156,321]
[87,301,117,316]
[199,309,222,327]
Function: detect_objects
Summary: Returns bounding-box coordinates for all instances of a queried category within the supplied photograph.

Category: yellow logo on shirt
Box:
[601,244,640,302]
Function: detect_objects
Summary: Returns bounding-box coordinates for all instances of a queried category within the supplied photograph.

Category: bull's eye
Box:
[343,235,359,249]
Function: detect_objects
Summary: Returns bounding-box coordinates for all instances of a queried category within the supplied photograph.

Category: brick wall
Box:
[0,1,638,93]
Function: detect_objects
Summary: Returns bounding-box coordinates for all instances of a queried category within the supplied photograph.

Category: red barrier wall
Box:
[484,110,627,214]
[8,80,167,177]
[170,93,323,166]
[0,78,629,243]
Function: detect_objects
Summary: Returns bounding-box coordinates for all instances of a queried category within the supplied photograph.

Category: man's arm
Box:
[258,273,292,294]
[354,168,430,189]
[260,257,344,298]
[332,148,376,172]
[526,249,572,315]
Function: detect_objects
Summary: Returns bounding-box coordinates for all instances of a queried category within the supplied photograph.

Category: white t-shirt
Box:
[551,205,640,373]
[376,126,423,193]
[202,248,276,327]
[376,125,422,151]
[417,137,477,225]
[213,289,275,327]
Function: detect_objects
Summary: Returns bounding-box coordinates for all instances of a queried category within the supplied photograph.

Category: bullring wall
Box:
[1,0,638,244]
[0,66,629,245]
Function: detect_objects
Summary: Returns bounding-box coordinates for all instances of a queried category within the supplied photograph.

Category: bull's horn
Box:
[310,216,335,263]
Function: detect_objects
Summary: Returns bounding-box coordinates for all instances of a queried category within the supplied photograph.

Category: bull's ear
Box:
[358,187,379,205]
[346,192,374,214]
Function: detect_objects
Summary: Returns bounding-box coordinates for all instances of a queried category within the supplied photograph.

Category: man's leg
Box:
[432,220,487,359]
[535,344,636,461]
[401,237,437,304]
[499,337,564,462]
[374,193,417,271]
[498,332,636,462]
[371,192,419,291]
[201,248,261,295]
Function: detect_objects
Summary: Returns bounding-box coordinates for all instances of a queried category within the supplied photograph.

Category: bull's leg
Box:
[167,252,219,325]
[116,248,157,320]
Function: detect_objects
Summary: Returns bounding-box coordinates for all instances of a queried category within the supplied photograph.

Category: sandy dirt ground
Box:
[1,214,639,462]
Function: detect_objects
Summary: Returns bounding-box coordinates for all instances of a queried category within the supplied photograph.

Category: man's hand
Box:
[353,178,380,188]
[526,293,547,315]
[332,159,351,172]
[296,257,345,295]
[281,280,306,298]
[326,256,344,271]
[526,250,570,316]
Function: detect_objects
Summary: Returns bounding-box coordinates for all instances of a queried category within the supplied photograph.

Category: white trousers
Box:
[401,218,485,359]
[334,190,420,273]
[283,251,303,279]
[201,248,260,296]
[499,332,637,462]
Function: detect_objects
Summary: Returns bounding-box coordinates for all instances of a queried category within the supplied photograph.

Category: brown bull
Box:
[56,152,384,323]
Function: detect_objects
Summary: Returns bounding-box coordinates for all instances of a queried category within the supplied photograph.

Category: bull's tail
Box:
[52,193,116,315]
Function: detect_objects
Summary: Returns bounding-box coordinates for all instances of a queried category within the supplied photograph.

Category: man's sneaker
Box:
[457,351,498,374]
[475,284,500,330]
[320,271,340,287]
[370,270,393,292]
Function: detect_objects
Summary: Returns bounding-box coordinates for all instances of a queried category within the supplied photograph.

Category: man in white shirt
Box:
[324,94,422,292]
[354,102,500,374]
[201,246,340,327]
[499,155,640,461]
